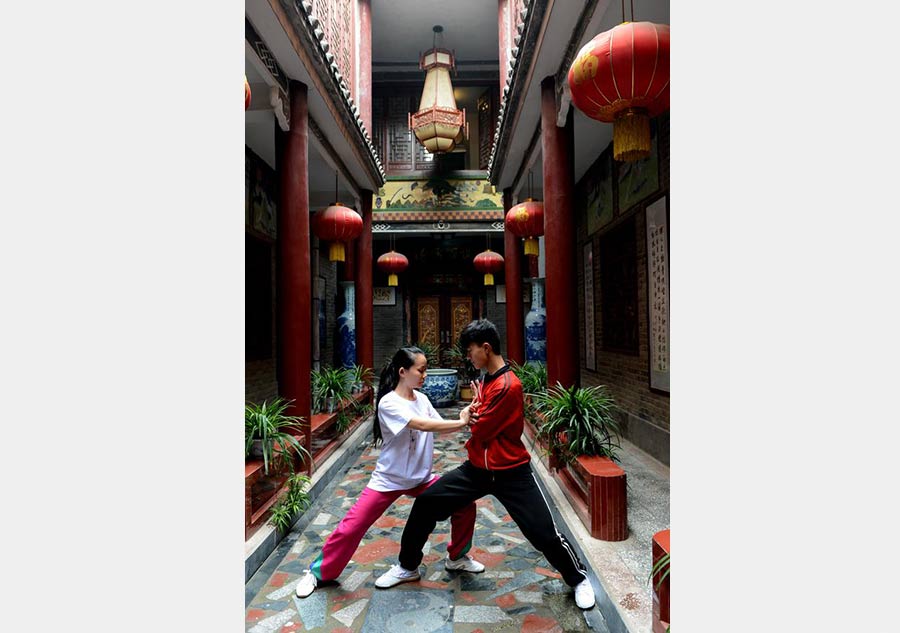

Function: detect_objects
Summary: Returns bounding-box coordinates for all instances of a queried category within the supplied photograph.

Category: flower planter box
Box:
[244,387,373,540]
[524,415,628,541]
[245,460,292,540]
[652,528,670,633]
[567,454,627,541]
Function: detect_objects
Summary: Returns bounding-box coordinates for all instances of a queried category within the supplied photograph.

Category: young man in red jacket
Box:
[375,319,596,610]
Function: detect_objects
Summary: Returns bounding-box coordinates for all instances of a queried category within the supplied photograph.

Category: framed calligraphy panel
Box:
[646,196,669,392]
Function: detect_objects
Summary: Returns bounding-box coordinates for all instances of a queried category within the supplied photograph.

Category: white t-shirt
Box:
[367,390,442,492]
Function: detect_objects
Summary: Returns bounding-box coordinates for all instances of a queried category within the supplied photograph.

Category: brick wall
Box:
[484,287,508,355]
[246,359,278,404]
[576,112,670,465]
[373,289,405,373]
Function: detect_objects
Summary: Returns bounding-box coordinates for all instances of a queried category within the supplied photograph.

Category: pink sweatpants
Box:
[309,475,476,581]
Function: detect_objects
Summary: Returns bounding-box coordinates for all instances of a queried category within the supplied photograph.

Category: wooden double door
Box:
[416,295,474,355]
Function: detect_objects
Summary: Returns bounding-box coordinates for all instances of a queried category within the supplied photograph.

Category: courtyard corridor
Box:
[245,403,609,633]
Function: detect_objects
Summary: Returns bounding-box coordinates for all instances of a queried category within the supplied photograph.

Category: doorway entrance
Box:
[415,294,475,365]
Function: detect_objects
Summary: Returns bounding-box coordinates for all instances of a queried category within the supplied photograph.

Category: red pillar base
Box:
[652,528,671,632]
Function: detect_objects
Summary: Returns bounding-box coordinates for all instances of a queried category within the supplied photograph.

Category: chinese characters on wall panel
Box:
[646,197,669,392]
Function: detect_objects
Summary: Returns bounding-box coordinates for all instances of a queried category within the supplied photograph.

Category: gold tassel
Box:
[388,274,398,286]
[328,242,346,262]
[524,238,539,257]
[613,108,651,161]
[484,273,494,286]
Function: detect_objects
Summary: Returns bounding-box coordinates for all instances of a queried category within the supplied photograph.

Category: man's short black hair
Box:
[460,319,502,354]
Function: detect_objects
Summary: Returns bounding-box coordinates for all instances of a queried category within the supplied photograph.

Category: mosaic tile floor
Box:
[246,404,597,633]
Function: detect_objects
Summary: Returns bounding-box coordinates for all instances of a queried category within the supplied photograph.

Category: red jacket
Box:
[465,365,531,470]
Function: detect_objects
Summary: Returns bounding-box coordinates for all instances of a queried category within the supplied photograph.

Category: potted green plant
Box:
[268,472,312,534]
[245,397,311,475]
[531,382,621,465]
[312,366,352,413]
[349,364,374,394]
[532,382,629,541]
[447,341,481,399]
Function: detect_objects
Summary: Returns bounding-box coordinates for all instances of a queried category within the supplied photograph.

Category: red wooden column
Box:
[503,187,524,364]
[278,80,312,470]
[498,0,510,97]
[340,242,356,282]
[357,0,373,134]
[541,76,578,389]
[355,190,374,372]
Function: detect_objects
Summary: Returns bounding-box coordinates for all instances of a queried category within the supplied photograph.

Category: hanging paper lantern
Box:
[568,22,669,161]
[473,249,504,286]
[377,250,409,287]
[312,203,363,262]
[505,199,544,257]
[245,75,251,110]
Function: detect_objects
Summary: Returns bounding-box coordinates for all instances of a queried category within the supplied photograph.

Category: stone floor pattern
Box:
[246,404,597,633]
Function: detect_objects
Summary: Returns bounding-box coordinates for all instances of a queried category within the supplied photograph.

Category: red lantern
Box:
[377,250,409,287]
[312,203,363,262]
[473,249,504,286]
[245,75,251,110]
[505,199,544,257]
[568,22,669,161]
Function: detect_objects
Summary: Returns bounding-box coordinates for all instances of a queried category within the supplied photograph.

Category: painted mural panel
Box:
[373,178,502,213]
[584,148,615,236]
[246,147,277,239]
[616,124,660,213]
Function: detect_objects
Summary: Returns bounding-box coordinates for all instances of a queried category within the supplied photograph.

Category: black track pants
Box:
[398,460,588,586]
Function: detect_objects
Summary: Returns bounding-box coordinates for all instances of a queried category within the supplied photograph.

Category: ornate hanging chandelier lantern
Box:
[409,25,467,154]
[473,249,504,286]
[567,20,669,161]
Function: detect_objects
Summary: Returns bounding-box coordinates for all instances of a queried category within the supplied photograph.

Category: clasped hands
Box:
[459,397,482,428]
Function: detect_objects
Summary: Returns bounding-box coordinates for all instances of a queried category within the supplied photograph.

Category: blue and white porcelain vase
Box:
[337,281,356,369]
[419,368,459,407]
[525,278,546,363]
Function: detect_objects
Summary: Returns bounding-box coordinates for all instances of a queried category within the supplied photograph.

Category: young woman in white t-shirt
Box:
[295,346,484,598]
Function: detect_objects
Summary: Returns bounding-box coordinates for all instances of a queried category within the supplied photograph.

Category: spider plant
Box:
[312,366,352,412]
[268,472,312,534]
[531,382,621,464]
[447,340,480,385]
[510,360,547,396]
[349,364,375,392]
[245,398,310,475]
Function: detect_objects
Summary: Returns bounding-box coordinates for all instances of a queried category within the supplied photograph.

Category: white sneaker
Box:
[295,570,317,598]
[444,554,485,573]
[374,564,420,588]
[574,578,595,609]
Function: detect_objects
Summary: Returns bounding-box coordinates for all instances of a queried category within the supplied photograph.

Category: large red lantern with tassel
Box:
[377,250,409,287]
[245,75,251,110]
[473,249,504,286]
[312,203,363,262]
[568,22,669,161]
[505,199,544,257]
